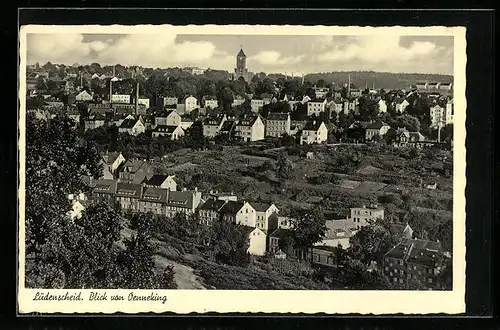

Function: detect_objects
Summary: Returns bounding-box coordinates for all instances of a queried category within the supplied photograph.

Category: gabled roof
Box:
[166,190,195,208]
[140,186,168,203]
[267,112,289,121]
[251,202,272,212]
[220,120,236,132]
[269,227,292,240]
[92,179,117,195]
[102,152,123,165]
[260,93,273,99]
[241,225,263,237]
[219,200,244,215]
[237,116,260,127]
[145,174,173,187]
[154,125,182,134]
[303,120,325,131]
[157,110,179,118]
[116,182,142,198]
[199,198,227,211]
[237,48,246,57]
[366,120,389,130]
[203,115,225,125]
[122,159,146,173]
[119,117,141,129]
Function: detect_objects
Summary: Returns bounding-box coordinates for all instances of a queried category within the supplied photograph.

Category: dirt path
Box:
[154,255,206,290]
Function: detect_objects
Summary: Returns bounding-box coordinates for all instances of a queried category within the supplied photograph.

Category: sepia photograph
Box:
[18,24,466,314]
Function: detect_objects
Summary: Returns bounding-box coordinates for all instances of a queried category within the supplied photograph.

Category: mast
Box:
[348,74,351,96]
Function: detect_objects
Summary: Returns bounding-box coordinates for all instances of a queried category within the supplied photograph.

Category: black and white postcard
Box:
[18,24,466,314]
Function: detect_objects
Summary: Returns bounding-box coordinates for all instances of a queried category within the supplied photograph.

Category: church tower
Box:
[233,47,252,81]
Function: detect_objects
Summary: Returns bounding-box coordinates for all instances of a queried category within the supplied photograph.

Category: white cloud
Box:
[249,50,305,66]
[316,36,441,64]
[27,32,229,69]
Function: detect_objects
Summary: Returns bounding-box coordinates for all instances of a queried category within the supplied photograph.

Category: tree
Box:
[217,86,234,111]
[289,207,327,257]
[206,220,251,266]
[275,152,293,180]
[396,114,421,132]
[358,96,379,121]
[347,223,393,264]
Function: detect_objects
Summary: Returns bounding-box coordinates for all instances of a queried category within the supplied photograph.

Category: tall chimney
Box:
[437,123,441,143]
[135,81,139,115]
[348,74,351,96]
[109,78,112,103]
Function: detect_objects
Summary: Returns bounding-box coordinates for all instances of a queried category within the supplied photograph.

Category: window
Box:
[399,278,404,284]
[384,267,388,271]
[428,278,433,283]
[399,260,404,266]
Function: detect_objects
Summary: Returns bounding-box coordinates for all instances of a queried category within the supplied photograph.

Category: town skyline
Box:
[26,34,454,76]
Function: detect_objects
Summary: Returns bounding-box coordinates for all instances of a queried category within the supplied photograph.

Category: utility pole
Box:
[348,74,351,96]
[437,122,442,143]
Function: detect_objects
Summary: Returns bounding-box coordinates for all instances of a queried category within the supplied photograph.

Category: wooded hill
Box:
[303,71,453,90]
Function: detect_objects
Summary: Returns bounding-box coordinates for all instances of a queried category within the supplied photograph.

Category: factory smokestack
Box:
[135,81,139,115]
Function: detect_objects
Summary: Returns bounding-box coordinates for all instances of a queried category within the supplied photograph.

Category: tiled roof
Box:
[219,200,244,215]
[140,186,168,203]
[154,125,180,134]
[122,159,145,173]
[145,174,172,187]
[267,112,289,121]
[303,120,325,131]
[119,118,139,129]
[199,199,227,211]
[92,179,117,194]
[116,182,142,198]
[366,121,389,129]
[166,190,195,208]
[251,202,272,212]
[220,120,236,132]
[237,116,259,127]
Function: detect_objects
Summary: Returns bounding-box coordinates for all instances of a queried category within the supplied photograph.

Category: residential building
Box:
[119,116,146,136]
[265,112,291,137]
[314,219,359,249]
[84,114,106,131]
[75,90,93,102]
[252,203,279,233]
[165,189,202,218]
[313,85,330,99]
[300,120,328,145]
[219,120,237,137]
[383,238,448,289]
[184,96,198,113]
[307,99,328,117]
[155,110,182,127]
[219,200,245,223]
[101,152,126,180]
[68,199,88,220]
[115,182,143,212]
[365,121,390,141]
[349,204,385,225]
[180,118,194,130]
[277,216,294,230]
[198,198,227,226]
[430,101,453,128]
[138,187,167,215]
[111,94,131,104]
[350,88,362,97]
[164,96,178,106]
[395,99,410,113]
[393,129,426,148]
[90,179,117,204]
[143,174,177,191]
[118,159,154,184]
[203,97,218,109]
[243,226,267,256]
[203,114,227,138]
[232,95,245,107]
[235,201,257,227]
[67,109,80,127]
[152,125,185,140]
[138,97,150,109]
[268,228,294,256]
[328,99,344,115]
[235,115,265,142]
[378,99,387,113]
[251,98,265,113]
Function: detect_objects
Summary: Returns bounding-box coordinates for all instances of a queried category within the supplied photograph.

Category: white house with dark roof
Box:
[365,121,390,140]
[119,116,146,136]
[265,112,291,137]
[165,189,202,218]
[163,96,178,106]
[252,202,279,233]
[111,94,131,104]
[101,152,126,180]
[75,90,93,102]
[378,99,388,113]
[307,98,328,117]
[300,120,328,145]
[202,96,218,109]
[143,174,177,191]
[184,95,198,113]
[250,98,265,113]
[152,125,185,140]
[203,114,227,138]
[235,115,265,142]
[243,226,267,256]
[155,110,181,127]
[235,201,257,227]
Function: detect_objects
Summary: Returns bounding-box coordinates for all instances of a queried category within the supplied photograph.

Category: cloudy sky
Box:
[26,33,454,75]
